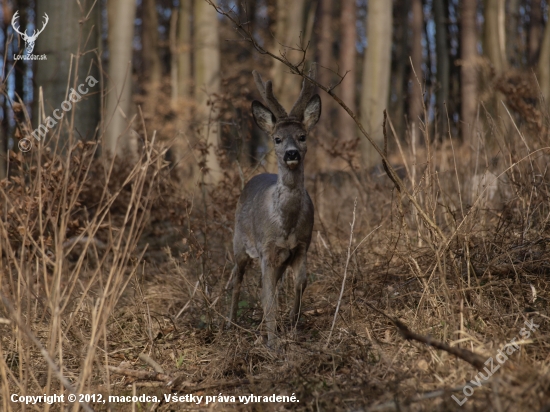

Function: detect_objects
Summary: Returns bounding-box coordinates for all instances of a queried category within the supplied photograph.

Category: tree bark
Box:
[391,0,410,139]
[528,0,543,66]
[270,0,306,112]
[105,0,137,157]
[177,0,192,101]
[34,0,100,148]
[317,0,333,113]
[460,0,478,142]
[506,0,521,66]
[360,0,393,168]
[142,0,162,116]
[267,0,305,170]
[434,0,449,137]
[194,0,222,184]
[409,0,423,141]
[483,0,507,73]
[338,0,357,145]
[539,12,550,102]
[316,0,334,166]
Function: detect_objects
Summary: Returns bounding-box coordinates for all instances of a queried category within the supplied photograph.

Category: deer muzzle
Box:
[284,150,301,169]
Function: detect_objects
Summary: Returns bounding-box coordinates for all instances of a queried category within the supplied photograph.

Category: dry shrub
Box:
[2,58,550,412]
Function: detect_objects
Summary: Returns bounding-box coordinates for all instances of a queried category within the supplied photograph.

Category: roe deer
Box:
[228,65,321,347]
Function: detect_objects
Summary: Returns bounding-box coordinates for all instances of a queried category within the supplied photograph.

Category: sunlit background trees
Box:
[0,0,548,182]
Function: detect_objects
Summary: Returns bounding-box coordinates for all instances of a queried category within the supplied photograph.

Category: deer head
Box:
[12,11,49,55]
[251,65,321,171]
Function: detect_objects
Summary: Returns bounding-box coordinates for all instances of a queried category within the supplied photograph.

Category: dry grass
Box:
[2,31,550,412]
[2,100,549,411]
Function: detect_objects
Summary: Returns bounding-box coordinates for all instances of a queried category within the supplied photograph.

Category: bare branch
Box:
[206,0,447,244]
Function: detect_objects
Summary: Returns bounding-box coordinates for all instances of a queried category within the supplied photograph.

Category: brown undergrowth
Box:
[1,79,550,412]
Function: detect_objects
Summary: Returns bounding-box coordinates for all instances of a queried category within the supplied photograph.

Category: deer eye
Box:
[274,137,282,144]
[298,135,306,142]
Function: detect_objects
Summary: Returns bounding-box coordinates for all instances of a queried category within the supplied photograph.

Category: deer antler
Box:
[32,13,49,39]
[289,63,317,119]
[11,11,26,38]
[252,70,287,119]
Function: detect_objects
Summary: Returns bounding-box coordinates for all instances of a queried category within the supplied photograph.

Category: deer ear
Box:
[252,100,276,133]
[303,95,321,131]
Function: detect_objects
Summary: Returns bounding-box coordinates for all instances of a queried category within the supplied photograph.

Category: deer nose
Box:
[284,150,301,162]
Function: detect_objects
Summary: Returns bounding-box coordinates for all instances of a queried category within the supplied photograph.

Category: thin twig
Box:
[138,353,165,374]
[207,1,447,245]
[326,198,357,348]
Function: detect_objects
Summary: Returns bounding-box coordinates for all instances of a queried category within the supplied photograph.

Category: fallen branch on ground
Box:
[363,301,485,370]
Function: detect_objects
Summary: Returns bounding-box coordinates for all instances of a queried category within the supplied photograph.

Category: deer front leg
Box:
[260,258,286,348]
[289,250,308,327]
[228,251,249,328]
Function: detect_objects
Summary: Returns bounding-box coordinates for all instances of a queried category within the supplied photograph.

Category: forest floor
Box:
[1,135,550,411]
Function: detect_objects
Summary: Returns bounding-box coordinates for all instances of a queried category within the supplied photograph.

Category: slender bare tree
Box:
[539,10,550,102]
[315,0,334,166]
[142,0,162,115]
[194,0,222,184]
[460,0,478,142]
[391,0,410,138]
[338,0,358,145]
[174,0,192,103]
[506,0,521,65]
[434,0,449,136]
[317,2,334,112]
[270,0,306,111]
[105,0,137,157]
[266,0,306,171]
[34,0,100,147]
[409,0,424,138]
[528,0,543,66]
[360,0,393,167]
[484,0,507,73]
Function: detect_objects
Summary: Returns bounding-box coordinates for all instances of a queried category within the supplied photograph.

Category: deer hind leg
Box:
[228,250,250,327]
[289,251,308,327]
[260,259,287,348]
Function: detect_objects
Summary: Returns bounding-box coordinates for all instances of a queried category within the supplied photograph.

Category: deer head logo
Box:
[11,11,49,55]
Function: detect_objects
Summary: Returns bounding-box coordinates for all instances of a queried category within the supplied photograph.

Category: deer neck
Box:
[273,162,305,231]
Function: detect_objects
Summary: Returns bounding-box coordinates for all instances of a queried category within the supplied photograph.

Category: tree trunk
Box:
[142,0,162,117]
[506,0,521,66]
[460,0,478,142]
[316,0,334,167]
[483,0,507,73]
[434,0,449,137]
[267,0,305,171]
[360,0,393,168]
[539,13,550,102]
[409,0,423,139]
[390,0,410,139]
[105,0,137,157]
[175,0,192,102]
[483,0,507,133]
[34,0,100,147]
[338,0,357,145]
[317,0,333,115]
[528,0,543,66]
[194,0,222,184]
[169,2,193,189]
[270,0,306,111]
